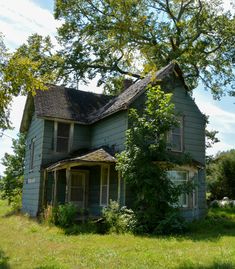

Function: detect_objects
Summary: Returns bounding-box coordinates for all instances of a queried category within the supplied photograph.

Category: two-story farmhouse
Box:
[20,63,206,220]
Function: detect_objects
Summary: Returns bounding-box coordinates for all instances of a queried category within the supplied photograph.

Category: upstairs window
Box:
[54,122,73,153]
[167,116,183,152]
[29,138,35,171]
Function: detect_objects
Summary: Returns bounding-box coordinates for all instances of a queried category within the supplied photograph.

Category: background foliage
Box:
[0,133,25,206]
[207,150,235,200]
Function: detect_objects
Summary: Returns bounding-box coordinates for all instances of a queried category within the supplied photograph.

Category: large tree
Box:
[0,33,11,130]
[0,0,234,129]
[54,0,235,96]
[0,34,63,130]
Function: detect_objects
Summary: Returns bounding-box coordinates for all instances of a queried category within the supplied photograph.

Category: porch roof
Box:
[46,148,116,171]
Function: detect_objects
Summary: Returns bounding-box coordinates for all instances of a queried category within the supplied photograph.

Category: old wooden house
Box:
[20,63,206,220]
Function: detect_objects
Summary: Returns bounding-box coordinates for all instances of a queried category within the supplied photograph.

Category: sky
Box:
[0,0,234,175]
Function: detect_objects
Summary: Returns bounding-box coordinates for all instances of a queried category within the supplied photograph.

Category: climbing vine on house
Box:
[116,85,188,233]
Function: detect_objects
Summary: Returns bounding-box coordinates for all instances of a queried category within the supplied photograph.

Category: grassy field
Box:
[1,201,235,269]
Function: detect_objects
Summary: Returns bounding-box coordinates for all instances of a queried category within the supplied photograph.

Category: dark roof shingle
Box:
[34,86,113,123]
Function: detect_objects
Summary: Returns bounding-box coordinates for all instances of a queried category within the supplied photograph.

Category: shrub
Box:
[154,211,187,235]
[57,203,77,228]
[102,200,137,234]
[11,193,22,212]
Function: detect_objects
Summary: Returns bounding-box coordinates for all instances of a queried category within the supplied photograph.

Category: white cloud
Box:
[0,0,61,49]
[194,90,235,156]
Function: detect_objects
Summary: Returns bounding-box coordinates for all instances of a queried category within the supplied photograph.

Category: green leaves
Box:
[0,133,25,205]
[55,0,235,96]
[116,85,181,233]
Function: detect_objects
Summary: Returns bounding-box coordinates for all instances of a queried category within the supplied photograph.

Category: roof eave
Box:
[20,94,34,133]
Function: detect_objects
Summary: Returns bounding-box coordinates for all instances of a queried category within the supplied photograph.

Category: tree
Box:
[54,0,235,96]
[0,34,63,130]
[0,133,25,205]
[1,1,234,130]
[0,33,11,130]
[116,85,188,233]
[207,150,235,200]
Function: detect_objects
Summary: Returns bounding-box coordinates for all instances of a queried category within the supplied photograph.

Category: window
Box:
[167,170,189,208]
[70,172,85,208]
[193,173,198,208]
[167,116,183,152]
[29,138,35,171]
[54,122,73,153]
[100,166,110,206]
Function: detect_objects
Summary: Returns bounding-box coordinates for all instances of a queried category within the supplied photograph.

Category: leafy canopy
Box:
[0,0,234,130]
[54,0,235,96]
[0,33,63,130]
[0,33,11,130]
[116,85,185,233]
[0,133,25,205]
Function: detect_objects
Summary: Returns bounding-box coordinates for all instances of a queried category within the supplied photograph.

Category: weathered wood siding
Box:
[91,111,128,152]
[171,83,206,165]
[128,77,206,220]
[22,114,44,216]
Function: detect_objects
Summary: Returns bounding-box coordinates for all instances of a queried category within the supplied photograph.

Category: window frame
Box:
[29,138,36,172]
[99,165,110,206]
[167,170,189,208]
[54,121,74,153]
[167,116,184,152]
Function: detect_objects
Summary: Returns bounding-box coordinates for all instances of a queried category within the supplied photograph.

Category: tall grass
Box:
[1,200,235,268]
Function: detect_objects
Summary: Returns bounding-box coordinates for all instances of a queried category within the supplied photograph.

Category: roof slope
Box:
[46,148,116,171]
[88,62,179,122]
[20,62,187,132]
[34,85,112,123]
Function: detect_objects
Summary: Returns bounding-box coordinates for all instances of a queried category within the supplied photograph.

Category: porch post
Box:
[65,167,71,203]
[118,170,121,203]
[41,169,47,208]
[53,170,57,206]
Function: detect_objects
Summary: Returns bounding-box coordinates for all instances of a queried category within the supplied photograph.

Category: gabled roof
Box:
[88,62,181,122]
[46,148,116,171]
[20,62,189,132]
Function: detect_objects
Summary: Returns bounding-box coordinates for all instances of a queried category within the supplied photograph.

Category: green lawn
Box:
[1,201,235,269]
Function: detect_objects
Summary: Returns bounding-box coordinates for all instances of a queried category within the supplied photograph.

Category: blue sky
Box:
[0,0,234,175]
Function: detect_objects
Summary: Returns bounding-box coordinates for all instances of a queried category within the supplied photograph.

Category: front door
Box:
[70,172,86,209]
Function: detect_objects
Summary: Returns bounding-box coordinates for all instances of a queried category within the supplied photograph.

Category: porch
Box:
[42,149,126,217]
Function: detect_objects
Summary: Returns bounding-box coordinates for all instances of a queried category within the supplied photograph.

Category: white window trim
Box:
[167,170,189,208]
[100,165,110,206]
[54,121,74,153]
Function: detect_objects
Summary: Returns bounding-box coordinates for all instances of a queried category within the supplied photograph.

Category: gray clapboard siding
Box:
[41,120,91,165]
[172,85,205,165]
[91,111,128,152]
[22,114,44,216]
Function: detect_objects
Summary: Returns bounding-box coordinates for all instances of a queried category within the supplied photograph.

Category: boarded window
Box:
[29,138,35,171]
[56,122,70,152]
[100,166,109,206]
